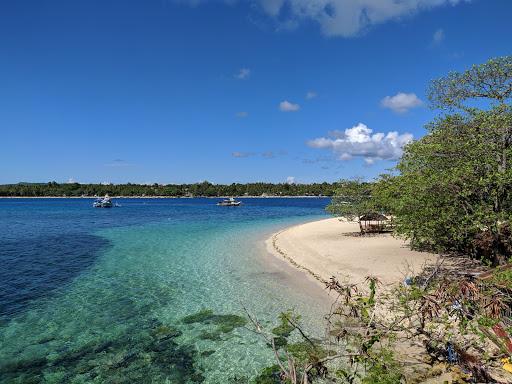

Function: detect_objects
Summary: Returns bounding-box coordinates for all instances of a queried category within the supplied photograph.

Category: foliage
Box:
[245,277,406,384]
[490,268,512,289]
[329,264,511,382]
[249,261,512,383]
[372,56,512,265]
[272,311,297,338]
[428,55,512,111]
[0,181,336,197]
[360,349,403,384]
[327,179,382,233]
[252,365,283,384]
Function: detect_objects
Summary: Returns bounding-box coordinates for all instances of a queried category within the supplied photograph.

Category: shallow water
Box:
[0,198,331,383]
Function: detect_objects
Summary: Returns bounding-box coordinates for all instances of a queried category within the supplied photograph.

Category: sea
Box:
[0,197,331,383]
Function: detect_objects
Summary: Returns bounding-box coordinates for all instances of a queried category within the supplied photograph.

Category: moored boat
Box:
[93,195,114,208]
[217,197,241,206]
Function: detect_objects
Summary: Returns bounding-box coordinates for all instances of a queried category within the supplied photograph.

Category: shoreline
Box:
[0,195,331,199]
[264,217,443,379]
[255,221,334,309]
[264,220,512,383]
[266,227,328,287]
[266,217,439,288]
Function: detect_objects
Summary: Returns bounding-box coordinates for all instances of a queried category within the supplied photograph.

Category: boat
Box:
[93,195,114,208]
[217,197,241,206]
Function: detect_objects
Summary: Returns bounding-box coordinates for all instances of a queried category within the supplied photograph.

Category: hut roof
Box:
[360,213,388,221]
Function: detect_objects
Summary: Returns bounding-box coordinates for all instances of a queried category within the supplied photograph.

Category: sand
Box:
[264,218,508,383]
[266,217,439,287]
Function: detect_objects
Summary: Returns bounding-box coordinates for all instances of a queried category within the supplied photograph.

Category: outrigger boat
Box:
[217,197,241,206]
[93,195,114,208]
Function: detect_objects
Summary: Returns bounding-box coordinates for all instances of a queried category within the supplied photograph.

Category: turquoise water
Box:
[0,198,331,383]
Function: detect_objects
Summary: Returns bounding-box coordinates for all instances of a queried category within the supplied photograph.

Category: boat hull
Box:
[217,202,241,206]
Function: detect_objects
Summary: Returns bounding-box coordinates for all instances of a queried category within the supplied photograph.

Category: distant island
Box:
[0,181,335,197]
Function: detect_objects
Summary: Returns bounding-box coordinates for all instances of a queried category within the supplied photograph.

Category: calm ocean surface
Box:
[0,198,330,383]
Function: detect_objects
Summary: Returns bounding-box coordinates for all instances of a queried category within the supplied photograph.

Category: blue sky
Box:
[1,0,511,184]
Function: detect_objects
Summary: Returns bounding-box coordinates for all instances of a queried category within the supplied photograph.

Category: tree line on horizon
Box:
[0,181,336,197]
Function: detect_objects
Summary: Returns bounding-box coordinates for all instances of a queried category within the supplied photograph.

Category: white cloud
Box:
[235,68,251,80]
[306,91,317,99]
[286,176,296,184]
[67,178,77,184]
[279,100,300,112]
[257,0,469,37]
[236,111,249,118]
[432,28,445,45]
[307,122,413,164]
[175,1,470,37]
[381,92,423,113]
[260,0,286,15]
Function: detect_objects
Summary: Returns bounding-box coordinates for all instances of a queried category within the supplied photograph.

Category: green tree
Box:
[328,179,376,233]
[428,56,512,111]
[375,56,512,264]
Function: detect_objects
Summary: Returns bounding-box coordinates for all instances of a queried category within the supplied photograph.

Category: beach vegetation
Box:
[246,276,410,383]
[359,349,402,384]
[327,179,386,234]
[272,311,298,338]
[428,56,512,111]
[330,56,512,265]
[250,259,512,383]
[491,267,512,289]
[373,103,512,265]
[253,365,282,384]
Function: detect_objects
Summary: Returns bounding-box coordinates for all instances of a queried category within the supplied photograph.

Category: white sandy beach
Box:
[267,217,439,287]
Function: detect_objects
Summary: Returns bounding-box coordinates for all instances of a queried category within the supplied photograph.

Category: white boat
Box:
[217,197,241,206]
[93,195,114,208]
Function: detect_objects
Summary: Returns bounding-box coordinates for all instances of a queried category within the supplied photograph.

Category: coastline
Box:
[266,217,439,288]
[264,217,445,380]
[0,195,330,199]
[264,219,512,383]
[255,220,334,309]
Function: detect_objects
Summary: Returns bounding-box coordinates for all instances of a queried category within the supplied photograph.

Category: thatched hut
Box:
[359,213,390,234]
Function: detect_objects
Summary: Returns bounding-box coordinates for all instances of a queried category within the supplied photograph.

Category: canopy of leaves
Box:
[374,56,512,265]
[428,56,512,111]
[327,179,376,222]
